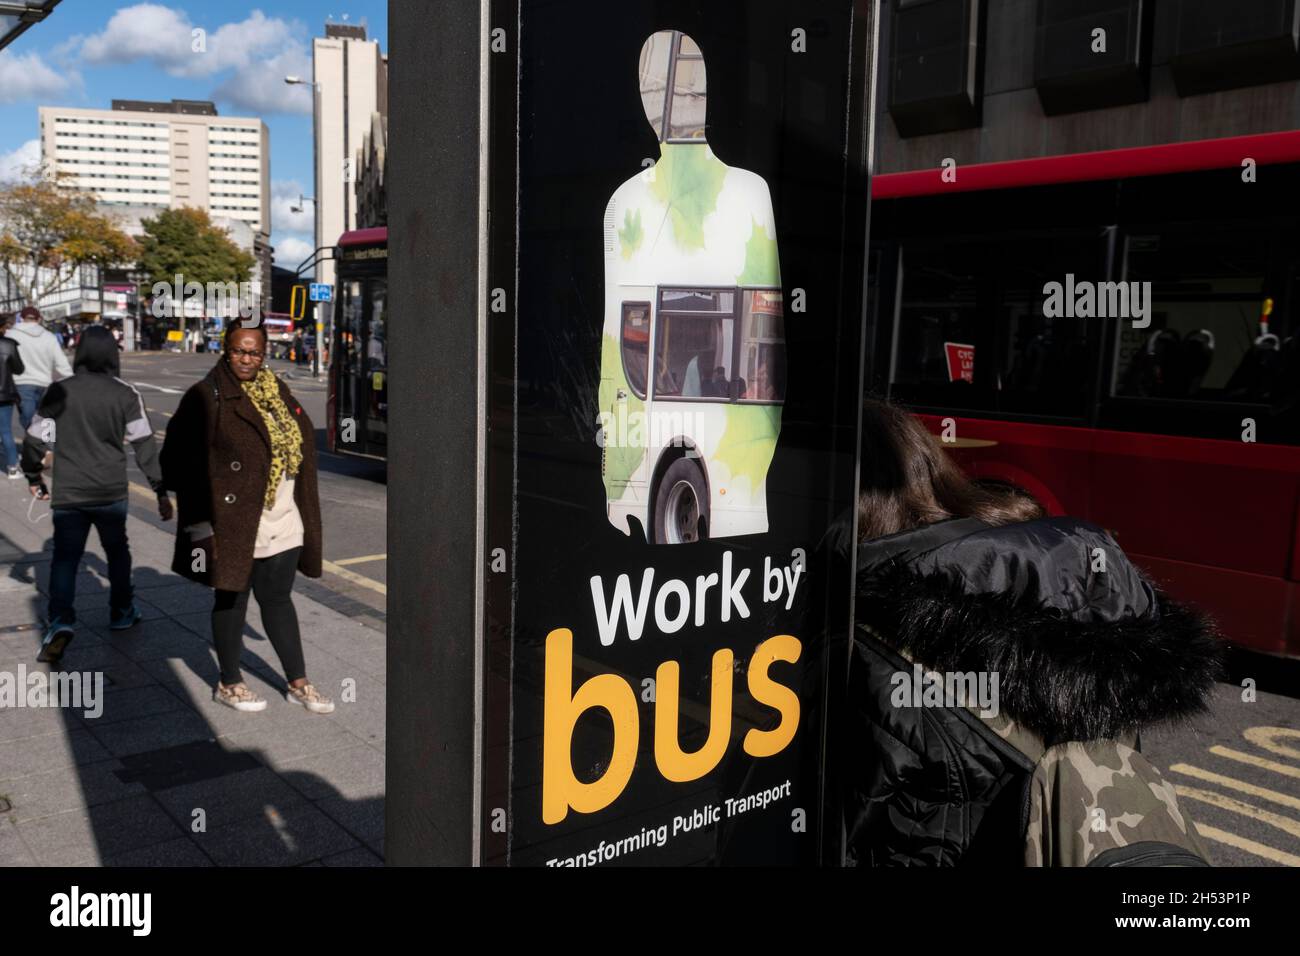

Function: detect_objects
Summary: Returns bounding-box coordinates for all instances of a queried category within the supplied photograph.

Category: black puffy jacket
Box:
[845,515,1224,866]
[0,336,23,404]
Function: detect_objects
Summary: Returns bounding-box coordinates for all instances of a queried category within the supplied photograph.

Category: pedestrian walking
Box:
[4,305,72,431]
[161,321,333,714]
[843,398,1222,866]
[292,332,304,366]
[0,315,26,479]
[21,326,174,663]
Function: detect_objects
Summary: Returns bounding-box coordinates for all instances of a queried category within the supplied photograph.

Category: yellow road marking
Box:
[1174,785,1300,840]
[321,559,387,595]
[331,553,387,567]
[1209,745,1300,779]
[1170,763,1300,812]
[1243,727,1300,762]
[127,482,387,596]
[1192,823,1300,866]
[128,482,156,502]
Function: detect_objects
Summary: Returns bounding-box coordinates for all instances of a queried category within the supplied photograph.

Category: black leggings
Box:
[212,547,306,686]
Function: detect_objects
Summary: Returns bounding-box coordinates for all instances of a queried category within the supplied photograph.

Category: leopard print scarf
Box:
[240,367,303,508]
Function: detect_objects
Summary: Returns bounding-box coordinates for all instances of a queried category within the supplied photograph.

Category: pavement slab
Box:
[0,452,387,866]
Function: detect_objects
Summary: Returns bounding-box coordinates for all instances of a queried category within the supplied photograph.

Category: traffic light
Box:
[290,284,307,320]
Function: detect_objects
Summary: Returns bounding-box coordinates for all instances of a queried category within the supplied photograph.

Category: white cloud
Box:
[0,139,41,183]
[273,235,313,269]
[80,5,291,75]
[0,50,74,103]
[78,4,194,70]
[212,47,313,116]
[76,5,313,114]
[271,179,314,233]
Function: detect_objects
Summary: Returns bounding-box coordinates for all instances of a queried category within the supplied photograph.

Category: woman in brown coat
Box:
[161,321,334,714]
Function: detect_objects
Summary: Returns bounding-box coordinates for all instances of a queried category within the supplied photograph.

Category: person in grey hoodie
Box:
[22,326,173,662]
[5,305,73,431]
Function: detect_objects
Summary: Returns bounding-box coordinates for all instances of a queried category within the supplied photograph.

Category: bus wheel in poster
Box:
[655,457,709,545]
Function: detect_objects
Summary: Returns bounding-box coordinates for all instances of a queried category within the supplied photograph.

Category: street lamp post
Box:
[127,268,146,351]
[285,75,325,378]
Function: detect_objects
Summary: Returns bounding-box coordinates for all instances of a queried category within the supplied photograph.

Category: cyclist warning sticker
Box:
[944,342,975,383]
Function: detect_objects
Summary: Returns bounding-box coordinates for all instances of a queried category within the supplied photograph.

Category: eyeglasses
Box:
[229,348,265,361]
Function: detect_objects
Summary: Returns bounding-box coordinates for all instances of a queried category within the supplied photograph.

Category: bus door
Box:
[604,292,653,507]
[336,278,365,453]
[362,276,388,456]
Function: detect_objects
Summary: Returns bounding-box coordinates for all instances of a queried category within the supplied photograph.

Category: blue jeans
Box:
[49,499,133,626]
[16,384,45,431]
[0,402,15,470]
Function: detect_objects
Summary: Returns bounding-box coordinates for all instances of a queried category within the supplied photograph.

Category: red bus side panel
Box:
[917,414,1300,656]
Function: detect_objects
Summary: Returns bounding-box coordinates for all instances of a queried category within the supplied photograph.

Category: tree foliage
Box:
[137,206,255,292]
[0,173,139,306]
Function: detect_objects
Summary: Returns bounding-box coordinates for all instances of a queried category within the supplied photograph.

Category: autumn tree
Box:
[0,173,138,309]
[137,206,255,291]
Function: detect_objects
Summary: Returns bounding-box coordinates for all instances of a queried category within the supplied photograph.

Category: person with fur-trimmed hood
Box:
[844,398,1223,866]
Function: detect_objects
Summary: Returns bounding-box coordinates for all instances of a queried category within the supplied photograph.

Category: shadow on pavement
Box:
[1,537,384,867]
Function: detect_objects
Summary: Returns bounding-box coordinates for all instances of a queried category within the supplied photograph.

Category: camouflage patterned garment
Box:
[969,670,1209,866]
[1022,738,1211,867]
[856,627,1213,866]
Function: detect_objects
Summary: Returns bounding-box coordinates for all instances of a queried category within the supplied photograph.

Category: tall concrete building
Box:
[40,99,269,233]
[38,99,272,305]
[311,21,388,287]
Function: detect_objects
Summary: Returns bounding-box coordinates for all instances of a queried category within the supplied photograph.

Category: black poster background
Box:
[482,0,873,865]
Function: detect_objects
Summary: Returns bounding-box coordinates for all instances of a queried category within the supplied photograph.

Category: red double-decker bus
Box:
[867,130,1300,657]
[327,227,388,460]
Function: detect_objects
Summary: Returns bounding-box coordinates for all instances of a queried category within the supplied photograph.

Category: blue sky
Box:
[0,1,387,269]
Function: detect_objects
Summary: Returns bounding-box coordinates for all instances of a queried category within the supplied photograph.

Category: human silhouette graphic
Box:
[598,29,787,545]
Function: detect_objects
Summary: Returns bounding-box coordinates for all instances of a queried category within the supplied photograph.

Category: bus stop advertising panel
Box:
[476,0,875,865]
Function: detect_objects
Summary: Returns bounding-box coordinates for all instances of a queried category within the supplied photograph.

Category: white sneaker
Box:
[6,466,19,480]
[285,682,334,714]
[214,681,267,712]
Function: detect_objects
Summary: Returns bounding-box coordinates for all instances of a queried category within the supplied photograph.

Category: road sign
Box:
[309,283,333,302]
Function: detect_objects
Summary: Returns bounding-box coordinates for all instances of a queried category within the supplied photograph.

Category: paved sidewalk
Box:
[0,475,385,866]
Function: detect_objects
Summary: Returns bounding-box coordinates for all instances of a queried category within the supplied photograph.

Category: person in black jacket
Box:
[0,315,25,478]
[22,326,174,662]
[845,398,1223,866]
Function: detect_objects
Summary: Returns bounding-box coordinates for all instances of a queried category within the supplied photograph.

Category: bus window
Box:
[737,289,786,402]
[1112,223,1270,401]
[621,302,650,398]
[667,34,706,140]
[889,240,988,411]
[654,288,735,399]
[639,31,706,142]
[995,233,1101,418]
